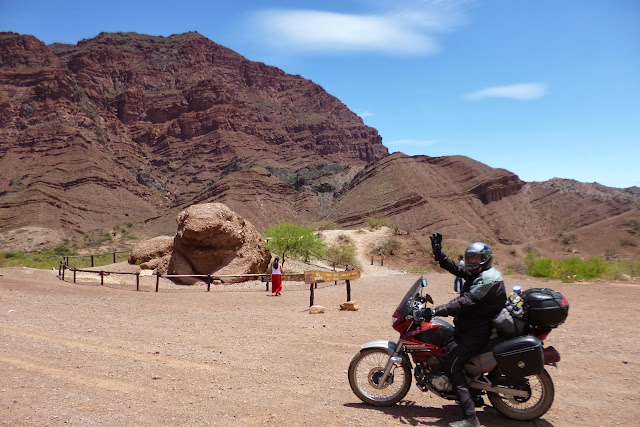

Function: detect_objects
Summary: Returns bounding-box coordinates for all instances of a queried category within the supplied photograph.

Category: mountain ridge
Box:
[1,31,638,260]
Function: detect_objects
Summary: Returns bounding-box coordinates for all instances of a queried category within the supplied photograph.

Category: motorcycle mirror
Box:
[421,277,428,288]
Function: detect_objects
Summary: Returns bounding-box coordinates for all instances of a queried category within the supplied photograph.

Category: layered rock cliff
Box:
[0,31,387,241]
[321,153,637,245]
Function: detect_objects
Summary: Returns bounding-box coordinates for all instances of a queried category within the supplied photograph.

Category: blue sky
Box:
[2,0,639,188]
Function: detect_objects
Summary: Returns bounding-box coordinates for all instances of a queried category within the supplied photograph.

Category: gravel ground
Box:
[1,266,639,426]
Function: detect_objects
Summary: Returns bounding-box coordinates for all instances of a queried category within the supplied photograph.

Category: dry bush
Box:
[369,237,401,256]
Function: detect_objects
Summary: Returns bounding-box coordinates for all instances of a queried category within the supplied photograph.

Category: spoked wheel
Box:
[487,369,555,420]
[348,348,412,406]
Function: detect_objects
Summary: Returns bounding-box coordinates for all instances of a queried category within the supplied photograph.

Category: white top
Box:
[272,265,282,275]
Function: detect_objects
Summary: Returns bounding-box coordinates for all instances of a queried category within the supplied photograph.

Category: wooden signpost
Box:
[304,269,361,306]
[303,269,360,284]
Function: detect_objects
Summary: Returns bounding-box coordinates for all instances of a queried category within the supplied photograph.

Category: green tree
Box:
[263,223,325,264]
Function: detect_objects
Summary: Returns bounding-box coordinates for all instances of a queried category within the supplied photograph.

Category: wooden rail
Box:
[58,263,358,306]
[64,251,129,267]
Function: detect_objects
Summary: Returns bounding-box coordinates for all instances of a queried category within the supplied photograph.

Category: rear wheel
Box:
[348,348,412,406]
[487,369,554,420]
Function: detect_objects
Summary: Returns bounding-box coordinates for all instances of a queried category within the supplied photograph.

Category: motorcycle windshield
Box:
[395,276,427,319]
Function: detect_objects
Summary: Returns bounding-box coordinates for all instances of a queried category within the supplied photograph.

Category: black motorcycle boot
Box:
[448,414,481,427]
[471,393,485,407]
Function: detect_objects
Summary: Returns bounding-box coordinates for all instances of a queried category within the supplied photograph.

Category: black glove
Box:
[430,233,444,261]
[433,304,449,317]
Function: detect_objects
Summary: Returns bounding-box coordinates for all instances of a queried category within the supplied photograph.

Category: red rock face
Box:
[321,153,638,245]
[0,31,387,239]
[1,31,638,251]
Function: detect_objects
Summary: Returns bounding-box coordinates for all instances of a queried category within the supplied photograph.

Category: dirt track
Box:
[1,266,639,426]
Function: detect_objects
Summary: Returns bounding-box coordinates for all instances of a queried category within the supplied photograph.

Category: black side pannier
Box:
[494,335,544,379]
[522,288,569,328]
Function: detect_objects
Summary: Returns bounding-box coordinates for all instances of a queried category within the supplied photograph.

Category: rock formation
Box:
[1,31,638,256]
[0,31,387,243]
[321,152,639,245]
[130,203,270,284]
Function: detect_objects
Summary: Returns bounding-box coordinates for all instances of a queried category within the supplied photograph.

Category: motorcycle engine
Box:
[430,375,452,392]
[414,362,452,393]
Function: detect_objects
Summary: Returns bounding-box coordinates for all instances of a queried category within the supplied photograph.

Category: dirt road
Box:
[1,266,638,426]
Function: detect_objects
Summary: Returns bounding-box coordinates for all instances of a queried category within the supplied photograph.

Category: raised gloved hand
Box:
[430,233,444,261]
[432,304,449,317]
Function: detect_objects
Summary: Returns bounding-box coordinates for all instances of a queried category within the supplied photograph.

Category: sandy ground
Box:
[1,264,639,426]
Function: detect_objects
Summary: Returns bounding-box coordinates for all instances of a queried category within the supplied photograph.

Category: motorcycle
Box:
[348,277,569,421]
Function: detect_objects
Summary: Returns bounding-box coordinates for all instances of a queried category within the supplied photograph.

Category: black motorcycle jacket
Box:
[438,255,507,342]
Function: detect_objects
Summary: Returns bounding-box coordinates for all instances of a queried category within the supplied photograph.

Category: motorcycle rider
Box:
[429,233,506,427]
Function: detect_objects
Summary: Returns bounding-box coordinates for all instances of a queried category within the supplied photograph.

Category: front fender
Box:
[360,340,412,367]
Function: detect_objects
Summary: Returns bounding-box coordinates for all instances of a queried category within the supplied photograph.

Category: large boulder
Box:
[130,203,270,284]
[128,235,174,264]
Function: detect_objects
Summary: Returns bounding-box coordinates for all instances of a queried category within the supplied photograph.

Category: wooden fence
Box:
[63,251,129,267]
[57,263,358,306]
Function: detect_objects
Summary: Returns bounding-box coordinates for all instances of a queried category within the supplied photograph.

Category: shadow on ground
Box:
[344,400,555,426]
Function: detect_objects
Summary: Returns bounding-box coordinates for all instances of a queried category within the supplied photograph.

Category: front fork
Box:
[376,338,405,387]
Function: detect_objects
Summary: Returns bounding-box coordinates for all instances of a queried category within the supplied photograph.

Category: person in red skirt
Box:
[271,256,284,296]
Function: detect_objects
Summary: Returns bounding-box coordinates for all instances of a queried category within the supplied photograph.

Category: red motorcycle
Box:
[348,277,569,421]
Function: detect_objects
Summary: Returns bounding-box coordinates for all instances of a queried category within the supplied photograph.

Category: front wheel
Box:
[487,369,555,421]
[348,348,412,406]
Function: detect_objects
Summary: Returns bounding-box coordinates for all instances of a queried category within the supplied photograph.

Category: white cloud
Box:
[250,1,468,55]
[357,110,375,118]
[464,83,549,101]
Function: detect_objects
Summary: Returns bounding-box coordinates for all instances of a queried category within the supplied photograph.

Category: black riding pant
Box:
[444,337,486,417]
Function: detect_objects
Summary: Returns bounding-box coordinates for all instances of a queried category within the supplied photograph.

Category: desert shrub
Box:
[555,257,607,280]
[620,239,637,247]
[525,253,554,278]
[336,234,353,244]
[404,267,432,274]
[366,217,389,229]
[315,221,339,231]
[624,217,640,234]
[555,230,577,247]
[525,253,608,281]
[601,260,640,280]
[0,247,128,270]
[604,248,618,261]
[505,261,527,275]
[524,245,541,257]
[442,245,463,260]
[325,242,361,269]
[369,236,401,256]
[391,224,408,235]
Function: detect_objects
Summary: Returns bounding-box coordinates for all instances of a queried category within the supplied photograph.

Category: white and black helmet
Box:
[464,242,493,275]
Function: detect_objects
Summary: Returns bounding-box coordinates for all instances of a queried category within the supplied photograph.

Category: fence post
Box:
[207,275,212,292]
[91,255,94,267]
[309,283,315,307]
[136,272,140,291]
[346,280,351,302]
[62,265,65,281]
[155,272,160,292]
[100,271,104,286]
[73,269,76,283]
[113,252,116,263]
